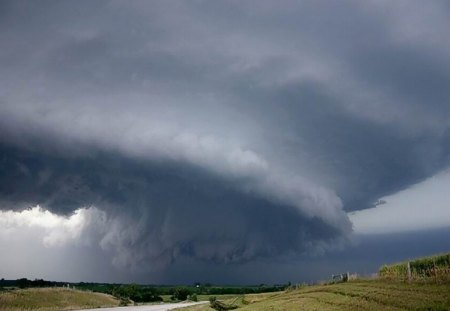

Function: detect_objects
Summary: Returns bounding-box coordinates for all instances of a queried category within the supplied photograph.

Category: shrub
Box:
[188,293,198,301]
[209,296,217,303]
[170,287,192,301]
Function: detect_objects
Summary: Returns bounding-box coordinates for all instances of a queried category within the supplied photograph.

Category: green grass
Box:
[177,280,450,311]
[0,287,120,311]
[379,252,450,282]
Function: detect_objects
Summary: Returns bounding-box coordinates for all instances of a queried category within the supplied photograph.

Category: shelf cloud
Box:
[1,0,450,281]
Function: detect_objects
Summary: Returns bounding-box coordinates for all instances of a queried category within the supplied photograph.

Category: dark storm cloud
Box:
[1,0,450,272]
[158,227,450,285]
[0,144,346,269]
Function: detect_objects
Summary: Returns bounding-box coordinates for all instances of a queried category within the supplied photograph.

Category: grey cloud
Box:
[1,0,450,277]
[0,144,348,269]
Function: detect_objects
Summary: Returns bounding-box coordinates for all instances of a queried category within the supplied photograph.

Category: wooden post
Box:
[433,260,437,284]
[407,261,412,282]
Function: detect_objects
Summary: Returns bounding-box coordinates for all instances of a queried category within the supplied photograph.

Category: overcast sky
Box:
[1,0,450,284]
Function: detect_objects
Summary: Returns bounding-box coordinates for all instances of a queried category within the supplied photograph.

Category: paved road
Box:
[78,302,207,311]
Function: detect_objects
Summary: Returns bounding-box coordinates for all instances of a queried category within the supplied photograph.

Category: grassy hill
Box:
[179,280,450,311]
[180,252,450,311]
[0,287,119,311]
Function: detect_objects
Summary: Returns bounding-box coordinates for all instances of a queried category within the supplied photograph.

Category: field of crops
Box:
[379,252,450,282]
[178,280,450,311]
[0,288,119,311]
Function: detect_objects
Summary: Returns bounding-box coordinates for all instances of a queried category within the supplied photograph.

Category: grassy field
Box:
[0,287,119,311]
[379,252,450,282]
[177,280,450,311]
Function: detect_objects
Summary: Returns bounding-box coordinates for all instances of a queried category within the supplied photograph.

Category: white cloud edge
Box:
[0,205,105,247]
[349,168,450,234]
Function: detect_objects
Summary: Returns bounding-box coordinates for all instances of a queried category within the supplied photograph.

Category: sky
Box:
[0,0,450,284]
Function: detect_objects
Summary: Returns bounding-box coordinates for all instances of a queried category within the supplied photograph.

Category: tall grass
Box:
[379,252,450,283]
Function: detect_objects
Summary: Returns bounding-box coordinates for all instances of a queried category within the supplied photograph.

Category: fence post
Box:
[433,260,437,284]
[407,261,412,282]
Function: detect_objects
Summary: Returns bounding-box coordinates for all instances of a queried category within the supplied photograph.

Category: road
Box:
[78,302,207,311]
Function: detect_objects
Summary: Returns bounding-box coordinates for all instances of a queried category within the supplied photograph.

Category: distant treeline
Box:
[0,278,67,288]
[0,278,286,303]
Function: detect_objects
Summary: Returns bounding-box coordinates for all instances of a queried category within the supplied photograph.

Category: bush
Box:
[112,284,162,303]
[188,293,198,301]
[170,287,192,301]
[119,298,130,306]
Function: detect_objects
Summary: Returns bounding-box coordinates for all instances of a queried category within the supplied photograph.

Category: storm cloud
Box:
[1,0,450,280]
